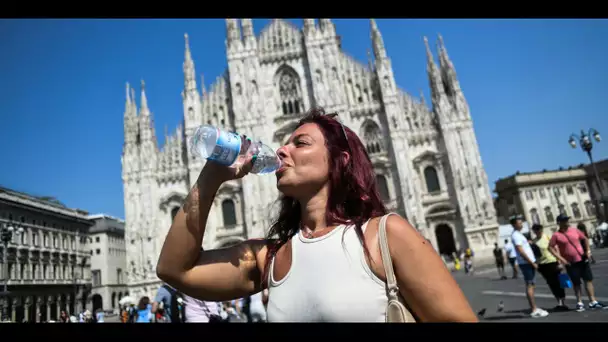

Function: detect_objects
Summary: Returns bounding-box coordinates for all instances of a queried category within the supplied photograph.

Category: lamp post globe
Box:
[568,128,605,222]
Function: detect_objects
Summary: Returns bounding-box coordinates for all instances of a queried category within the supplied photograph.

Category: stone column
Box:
[55,296,60,319]
[11,298,17,322]
[15,260,20,282]
[36,296,42,323]
[24,296,30,322]
[46,295,52,321]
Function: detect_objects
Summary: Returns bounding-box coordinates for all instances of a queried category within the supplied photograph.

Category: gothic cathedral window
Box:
[277,66,302,115]
[362,120,384,155]
[221,199,237,227]
[424,166,441,193]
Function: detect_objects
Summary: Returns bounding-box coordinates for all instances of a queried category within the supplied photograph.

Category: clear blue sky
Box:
[1,18,607,219]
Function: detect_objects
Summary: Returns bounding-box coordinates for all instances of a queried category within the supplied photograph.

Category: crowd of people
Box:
[118,284,268,323]
[29,309,106,323]
[493,213,607,318]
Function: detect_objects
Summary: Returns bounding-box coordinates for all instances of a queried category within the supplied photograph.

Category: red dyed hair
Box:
[262,107,388,286]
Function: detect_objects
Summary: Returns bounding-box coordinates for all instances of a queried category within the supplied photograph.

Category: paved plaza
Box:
[105,249,608,323]
[454,247,608,322]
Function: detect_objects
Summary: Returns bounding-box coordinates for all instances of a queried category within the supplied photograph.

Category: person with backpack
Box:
[153,284,182,323]
[531,224,567,311]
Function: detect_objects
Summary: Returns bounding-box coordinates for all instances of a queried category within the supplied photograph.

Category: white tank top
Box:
[266,221,388,322]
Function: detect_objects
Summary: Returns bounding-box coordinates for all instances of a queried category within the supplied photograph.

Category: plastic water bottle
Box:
[189,124,281,174]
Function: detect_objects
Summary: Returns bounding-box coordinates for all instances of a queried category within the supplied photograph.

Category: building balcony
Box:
[5,278,89,286]
[216,224,245,239]
[421,190,450,206]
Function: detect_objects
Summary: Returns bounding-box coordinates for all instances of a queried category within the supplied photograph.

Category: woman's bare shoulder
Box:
[366,213,412,234]
[375,213,432,255]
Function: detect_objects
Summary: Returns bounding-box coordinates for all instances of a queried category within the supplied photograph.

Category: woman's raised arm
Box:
[156,159,269,301]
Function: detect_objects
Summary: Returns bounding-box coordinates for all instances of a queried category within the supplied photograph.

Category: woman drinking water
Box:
[156,107,477,322]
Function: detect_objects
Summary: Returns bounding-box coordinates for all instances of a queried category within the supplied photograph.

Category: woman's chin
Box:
[276,178,298,197]
[276,179,291,193]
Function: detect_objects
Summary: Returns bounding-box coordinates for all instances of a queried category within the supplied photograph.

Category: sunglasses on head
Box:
[324,112,349,145]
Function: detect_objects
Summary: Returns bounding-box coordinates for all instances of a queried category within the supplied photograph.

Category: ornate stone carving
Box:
[468,233,482,246]
[485,230,498,243]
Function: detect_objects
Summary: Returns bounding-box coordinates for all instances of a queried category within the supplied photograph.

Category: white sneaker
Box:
[530,308,549,318]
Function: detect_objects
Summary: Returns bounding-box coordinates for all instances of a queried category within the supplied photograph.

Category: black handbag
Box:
[531,243,542,259]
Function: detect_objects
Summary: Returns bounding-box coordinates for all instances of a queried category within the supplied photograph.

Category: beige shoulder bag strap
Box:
[379,213,417,323]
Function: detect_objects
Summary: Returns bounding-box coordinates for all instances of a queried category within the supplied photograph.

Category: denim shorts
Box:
[519,263,536,285]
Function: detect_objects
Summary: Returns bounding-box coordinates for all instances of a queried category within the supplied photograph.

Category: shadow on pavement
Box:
[504,307,570,314]
[479,306,572,321]
[481,314,526,321]
[502,308,529,314]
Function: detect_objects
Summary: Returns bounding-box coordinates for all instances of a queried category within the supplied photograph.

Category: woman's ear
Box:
[341,151,351,166]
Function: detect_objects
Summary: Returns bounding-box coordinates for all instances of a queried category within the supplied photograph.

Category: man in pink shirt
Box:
[549,214,606,312]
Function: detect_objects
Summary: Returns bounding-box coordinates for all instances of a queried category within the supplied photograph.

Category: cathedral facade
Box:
[121,19,499,298]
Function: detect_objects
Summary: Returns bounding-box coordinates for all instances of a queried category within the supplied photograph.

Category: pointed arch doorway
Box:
[435,224,457,257]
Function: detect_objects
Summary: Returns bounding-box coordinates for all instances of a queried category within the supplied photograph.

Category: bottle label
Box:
[208,128,241,166]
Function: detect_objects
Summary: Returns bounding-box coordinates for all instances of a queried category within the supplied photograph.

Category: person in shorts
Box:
[493,243,507,280]
[510,215,548,318]
[549,214,606,312]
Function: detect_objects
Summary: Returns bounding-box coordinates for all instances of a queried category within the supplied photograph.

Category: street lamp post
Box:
[1,224,24,322]
[569,128,606,221]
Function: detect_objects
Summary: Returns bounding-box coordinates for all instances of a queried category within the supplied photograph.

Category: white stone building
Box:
[0,186,92,322]
[495,165,601,233]
[121,19,499,298]
[87,214,128,313]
